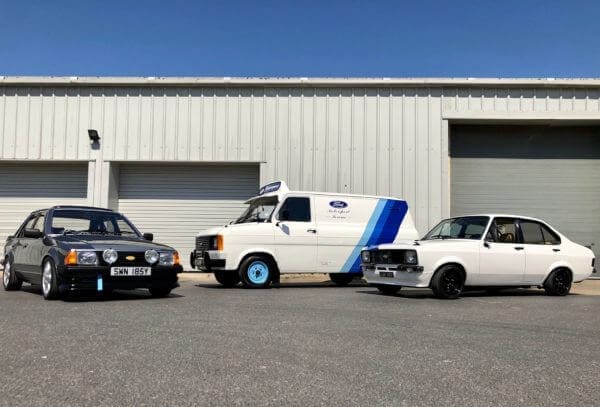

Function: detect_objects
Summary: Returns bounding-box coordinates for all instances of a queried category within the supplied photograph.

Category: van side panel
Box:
[315,196,415,273]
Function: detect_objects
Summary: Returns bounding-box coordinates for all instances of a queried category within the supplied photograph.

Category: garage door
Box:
[451,125,600,258]
[117,164,260,267]
[0,162,88,246]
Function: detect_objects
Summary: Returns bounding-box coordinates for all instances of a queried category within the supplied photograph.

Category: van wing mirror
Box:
[143,233,154,242]
[23,228,43,239]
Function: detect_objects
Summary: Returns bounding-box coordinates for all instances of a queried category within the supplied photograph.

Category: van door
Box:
[273,196,318,272]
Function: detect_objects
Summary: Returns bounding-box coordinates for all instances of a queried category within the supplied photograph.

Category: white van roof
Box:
[246,180,406,204]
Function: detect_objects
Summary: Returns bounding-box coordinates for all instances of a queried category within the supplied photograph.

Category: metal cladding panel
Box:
[0,162,88,246]
[117,163,259,264]
[451,125,600,257]
[2,83,600,234]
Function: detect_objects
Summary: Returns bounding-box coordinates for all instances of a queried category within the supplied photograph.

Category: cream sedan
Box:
[361,215,596,299]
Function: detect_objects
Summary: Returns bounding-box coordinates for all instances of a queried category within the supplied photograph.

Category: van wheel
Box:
[430,265,464,299]
[239,256,273,288]
[329,273,354,286]
[214,271,240,287]
[543,268,572,296]
[375,285,400,295]
[3,258,22,291]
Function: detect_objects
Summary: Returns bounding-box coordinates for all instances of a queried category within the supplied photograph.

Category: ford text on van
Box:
[190,181,418,288]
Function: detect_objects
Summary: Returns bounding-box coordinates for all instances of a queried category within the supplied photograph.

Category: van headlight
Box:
[404,250,418,265]
[361,250,371,264]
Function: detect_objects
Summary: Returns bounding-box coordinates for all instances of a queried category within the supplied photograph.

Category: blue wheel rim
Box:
[247,261,269,285]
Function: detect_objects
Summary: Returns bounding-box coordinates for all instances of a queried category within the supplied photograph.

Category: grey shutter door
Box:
[0,162,88,246]
[450,125,600,258]
[117,164,260,267]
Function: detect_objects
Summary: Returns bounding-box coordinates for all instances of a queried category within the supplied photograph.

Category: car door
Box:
[273,196,318,272]
[11,215,37,273]
[479,217,526,284]
[25,212,47,282]
[519,219,562,284]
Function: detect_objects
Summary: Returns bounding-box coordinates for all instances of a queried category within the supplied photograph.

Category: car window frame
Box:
[486,217,520,244]
[17,214,39,238]
[276,196,312,223]
[517,219,561,246]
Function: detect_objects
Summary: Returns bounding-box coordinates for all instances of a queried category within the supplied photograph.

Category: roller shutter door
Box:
[451,125,600,258]
[0,162,88,246]
[117,164,260,266]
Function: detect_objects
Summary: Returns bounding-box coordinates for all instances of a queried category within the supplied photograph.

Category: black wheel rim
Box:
[554,270,571,295]
[442,270,462,296]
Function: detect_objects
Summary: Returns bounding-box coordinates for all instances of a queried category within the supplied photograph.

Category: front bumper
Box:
[190,250,226,272]
[57,264,182,293]
[362,264,432,288]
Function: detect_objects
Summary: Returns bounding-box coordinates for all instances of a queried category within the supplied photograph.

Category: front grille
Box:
[196,236,211,252]
[103,251,149,267]
[371,250,408,264]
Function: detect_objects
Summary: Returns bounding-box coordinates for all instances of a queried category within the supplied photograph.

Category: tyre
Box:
[2,257,22,291]
[41,259,60,300]
[430,265,465,299]
[214,271,241,287]
[149,286,172,298]
[239,255,274,288]
[543,268,572,296]
[329,273,354,286]
[375,284,400,295]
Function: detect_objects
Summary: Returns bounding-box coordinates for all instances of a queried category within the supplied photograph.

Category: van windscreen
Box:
[235,197,279,224]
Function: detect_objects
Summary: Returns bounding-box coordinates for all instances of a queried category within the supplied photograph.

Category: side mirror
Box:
[483,239,492,248]
[143,233,154,242]
[23,228,43,239]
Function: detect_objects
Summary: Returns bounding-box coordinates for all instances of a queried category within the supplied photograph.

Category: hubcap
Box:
[42,262,52,295]
[3,261,10,286]
[247,261,269,285]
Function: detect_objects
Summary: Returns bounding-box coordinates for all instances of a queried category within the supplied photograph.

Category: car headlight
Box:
[145,249,159,264]
[158,251,175,266]
[103,249,118,265]
[404,250,418,265]
[361,250,371,264]
[77,251,98,265]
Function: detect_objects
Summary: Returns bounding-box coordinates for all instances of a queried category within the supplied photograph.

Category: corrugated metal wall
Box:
[1,85,599,233]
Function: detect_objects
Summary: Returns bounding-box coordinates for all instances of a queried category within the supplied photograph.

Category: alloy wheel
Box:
[42,262,52,296]
[3,260,10,287]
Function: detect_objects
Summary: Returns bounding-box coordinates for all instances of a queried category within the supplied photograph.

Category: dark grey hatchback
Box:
[2,206,182,300]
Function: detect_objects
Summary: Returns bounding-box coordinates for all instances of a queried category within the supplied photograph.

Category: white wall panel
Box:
[2,83,600,234]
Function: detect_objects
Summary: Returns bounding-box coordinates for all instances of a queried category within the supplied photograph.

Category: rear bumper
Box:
[362,264,432,288]
[57,265,182,292]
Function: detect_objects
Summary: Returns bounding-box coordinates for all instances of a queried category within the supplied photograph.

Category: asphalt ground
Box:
[1,274,599,406]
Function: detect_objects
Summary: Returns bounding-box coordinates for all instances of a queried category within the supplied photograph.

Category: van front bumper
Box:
[362,264,432,288]
[191,250,227,272]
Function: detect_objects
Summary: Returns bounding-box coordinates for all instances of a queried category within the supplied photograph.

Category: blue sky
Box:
[1,0,599,77]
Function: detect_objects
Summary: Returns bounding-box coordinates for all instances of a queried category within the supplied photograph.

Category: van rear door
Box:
[273,196,318,272]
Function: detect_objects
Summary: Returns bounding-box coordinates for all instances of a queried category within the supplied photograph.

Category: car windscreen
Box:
[234,197,279,224]
[50,210,141,237]
[422,216,490,241]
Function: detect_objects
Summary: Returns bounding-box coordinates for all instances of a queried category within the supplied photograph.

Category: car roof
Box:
[34,205,115,214]
[449,214,549,223]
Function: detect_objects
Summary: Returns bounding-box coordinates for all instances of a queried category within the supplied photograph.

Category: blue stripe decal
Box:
[342,199,409,273]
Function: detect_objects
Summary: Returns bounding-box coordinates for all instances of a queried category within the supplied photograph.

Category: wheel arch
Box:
[543,265,573,285]
[430,262,467,288]
[235,249,279,271]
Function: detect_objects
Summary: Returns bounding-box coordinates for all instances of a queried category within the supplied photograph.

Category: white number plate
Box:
[110,266,151,277]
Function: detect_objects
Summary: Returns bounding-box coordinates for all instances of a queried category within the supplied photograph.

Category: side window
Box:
[540,224,561,245]
[34,214,46,233]
[278,197,311,222]
[487,218,518,243]
[19,216,38,237]
[520,221,545,244]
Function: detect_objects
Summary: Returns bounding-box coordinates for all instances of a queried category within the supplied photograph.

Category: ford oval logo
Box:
[329,200,348,209]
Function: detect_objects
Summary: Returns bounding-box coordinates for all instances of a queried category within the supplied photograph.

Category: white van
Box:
[190,181,418,288]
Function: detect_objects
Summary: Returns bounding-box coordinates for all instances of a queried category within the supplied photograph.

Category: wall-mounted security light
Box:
[88,129,100,143]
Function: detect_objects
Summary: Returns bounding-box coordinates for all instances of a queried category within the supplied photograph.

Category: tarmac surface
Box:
[1,274,599,406]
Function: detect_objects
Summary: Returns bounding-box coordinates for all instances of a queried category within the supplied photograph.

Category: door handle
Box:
[552,248,561,252]
[514,247,524,251]
[21,243,28,248]
[307,229,317,234]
